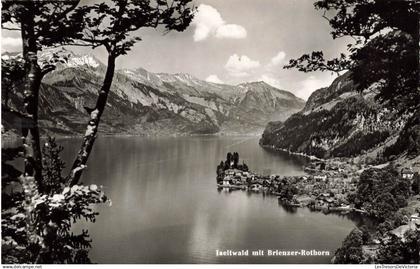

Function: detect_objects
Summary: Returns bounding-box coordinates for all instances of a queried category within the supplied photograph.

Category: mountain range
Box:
[2,48,305,137]
[260,72,409,160]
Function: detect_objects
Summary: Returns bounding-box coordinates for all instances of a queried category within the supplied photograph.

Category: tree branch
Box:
[41,1,80,29]
[41,65,56,77]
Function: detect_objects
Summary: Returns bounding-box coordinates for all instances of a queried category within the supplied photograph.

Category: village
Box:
[216,152,419,215]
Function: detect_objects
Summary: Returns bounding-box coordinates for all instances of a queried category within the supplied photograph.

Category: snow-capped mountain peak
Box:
[37,47,103,69]
[66,54,100,68]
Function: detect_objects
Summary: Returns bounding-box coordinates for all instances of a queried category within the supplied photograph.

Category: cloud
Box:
[215,24,247,39]
[297,75,336,100]
[192,4,247,42]
[260,74,283,89]
[192,5,224,42]
[269,51,286,66]
[206,74,224,84]
[225,54,260,77]
[1,37,22,51]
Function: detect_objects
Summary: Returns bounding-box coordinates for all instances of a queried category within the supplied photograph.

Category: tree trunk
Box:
[68,54,116,186]
[416,8,419,89]
[18,3,45,260]
[20,8,44,192]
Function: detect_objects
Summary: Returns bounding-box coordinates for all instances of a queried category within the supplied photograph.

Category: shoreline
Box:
[259,143,324,162]
[1,131,262,148]
[234,183,367,215]
[218,183,367,215]
[217,164,363,216]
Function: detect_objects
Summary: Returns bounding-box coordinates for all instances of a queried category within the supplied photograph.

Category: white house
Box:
[222,176,231,186]
[409,213,420,229]
[401,168,414,180]
[314,175,327,181]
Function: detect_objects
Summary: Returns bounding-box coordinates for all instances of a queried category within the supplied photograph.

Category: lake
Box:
[57,136,361,264]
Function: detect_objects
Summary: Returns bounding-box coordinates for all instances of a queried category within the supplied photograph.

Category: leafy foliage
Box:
[2,0,92,195]
[67,0,195,186]
[217,152,249,172]
[41,137,67,194]
[277,178,299,202]
[73,0,195,57]
[376,230,420,264]
[284,0,419,113]
[350,30,418,112]
[286,51,350,75]
[349,166,410,221]
[1,55,25,109]
[2,1,196,264]
[334,228,365,264]
[412,173,420,195]
[2,139,109,264]
[1,1,86,49]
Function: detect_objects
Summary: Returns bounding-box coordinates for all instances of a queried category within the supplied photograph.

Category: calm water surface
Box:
[57,136,360,263]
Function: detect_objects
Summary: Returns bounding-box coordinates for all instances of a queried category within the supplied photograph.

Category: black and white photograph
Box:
[1,0,419,266]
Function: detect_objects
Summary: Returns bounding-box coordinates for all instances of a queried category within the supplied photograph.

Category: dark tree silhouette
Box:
[226,152,233,168]
[67,0,195,186]
[242,161,249,172]
[349,166,411,220]
[217,161,225,175]
[233,152,239,168]
[1,55,25,110]
[1,0,195,263]
[1,1,87,257]
[284,0,419,113]
[1,0,85,191]
[334,228,364,264]
[41,137,66,195]
[412,172,420,194]
[377,230,420,264]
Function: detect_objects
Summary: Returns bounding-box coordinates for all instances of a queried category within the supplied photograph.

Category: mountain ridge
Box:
[2,48,305,137]
[260,72,407,159]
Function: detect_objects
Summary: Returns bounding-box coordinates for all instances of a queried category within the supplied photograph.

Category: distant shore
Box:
[259,143,323,161]
[1,130,262,148]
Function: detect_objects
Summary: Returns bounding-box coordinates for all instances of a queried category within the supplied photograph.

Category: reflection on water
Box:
[54,136,359,263]
[278,202,299,214]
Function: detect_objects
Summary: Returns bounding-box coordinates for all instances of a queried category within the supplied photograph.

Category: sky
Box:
[1,0,352,100]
